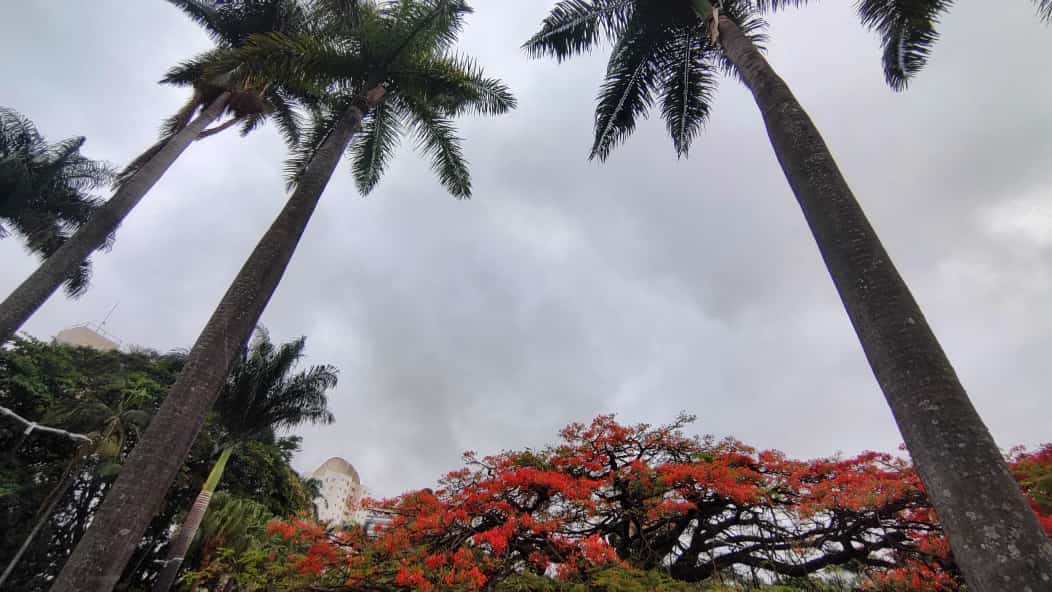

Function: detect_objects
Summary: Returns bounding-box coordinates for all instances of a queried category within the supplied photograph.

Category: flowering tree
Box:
[189,415,1052,591]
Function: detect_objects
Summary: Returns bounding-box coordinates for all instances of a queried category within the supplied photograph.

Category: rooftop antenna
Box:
[94,301,119,335]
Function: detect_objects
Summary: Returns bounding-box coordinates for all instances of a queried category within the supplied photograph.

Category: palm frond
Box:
[215,329,337,444]
[161,52,212,88]
[266,89,304,147]
[393,53,516,116]
[168,0,308,48]
[1038,0,1052,22]
[523,0,636,62]
[1,107,110,296]
[856,0,951,90]
[312,0,364,30]
[283,103,346,189]
[374,0,474,71]
[166,0,225,43]
[212,32,366,96]
[395,95,471,198]
[658,29,717,158]
[350,100,403,195]
[589,21,665,161]
[750,0,816,12]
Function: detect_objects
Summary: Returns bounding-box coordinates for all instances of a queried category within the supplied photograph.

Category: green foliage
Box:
[216,327,337,445]
[0,338,318,590]
[212,0,515,197]
[523,0,764,160]
[0,107,113,295]
[489,567,854,592]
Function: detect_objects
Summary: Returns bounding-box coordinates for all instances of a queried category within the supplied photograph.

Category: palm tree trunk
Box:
[713,13,1052,590]
[50,87,385,592]
[0,453,82,588]
[152,447,233,592]
[0,94,230,345]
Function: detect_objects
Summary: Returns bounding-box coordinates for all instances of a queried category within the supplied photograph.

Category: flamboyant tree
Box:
[522,2,1052,590]
[189,415,1052,591]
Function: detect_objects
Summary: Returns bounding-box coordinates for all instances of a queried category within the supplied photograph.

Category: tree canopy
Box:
[0,107,112,295]
[0,338,319,590]
[190,414,1052,591]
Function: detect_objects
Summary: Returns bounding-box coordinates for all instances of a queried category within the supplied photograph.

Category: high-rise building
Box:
[307,457,362,525]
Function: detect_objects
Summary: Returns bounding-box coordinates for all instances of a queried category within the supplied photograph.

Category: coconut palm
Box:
[0,107,111,296]
[152,329,336,592]
[524,1,1051,590]
[0,0,308,346]
[51,2,513,590]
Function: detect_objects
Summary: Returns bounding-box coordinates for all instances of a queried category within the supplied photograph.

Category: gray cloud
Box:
[2,1,1050,497]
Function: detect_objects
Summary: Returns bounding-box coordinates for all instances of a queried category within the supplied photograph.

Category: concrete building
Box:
[54,325,119,351]
[308,457,363,525]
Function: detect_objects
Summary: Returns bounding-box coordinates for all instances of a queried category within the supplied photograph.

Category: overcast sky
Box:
[2,2,1050,497]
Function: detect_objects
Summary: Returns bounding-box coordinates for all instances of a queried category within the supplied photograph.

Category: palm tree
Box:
[0,107,111,297]
[523,2,1051,590]
[51,2,513,590]
[152,329,336,592]
[0,0,307,346]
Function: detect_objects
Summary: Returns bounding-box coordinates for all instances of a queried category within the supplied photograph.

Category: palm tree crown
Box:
[840,0,1051,88]
[218,0,516,197]
[523,0,1045,162]
[118,0,312,184]
[525,0,765,160]
[0,108,112,295]
[214,327,337,445]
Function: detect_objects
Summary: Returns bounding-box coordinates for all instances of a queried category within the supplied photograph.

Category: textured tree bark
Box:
[0,94,229,345]
[151,447,233,592]
[715,14,1052,590]
[50,89,383,592]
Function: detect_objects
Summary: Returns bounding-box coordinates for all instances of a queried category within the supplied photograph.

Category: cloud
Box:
[2,1,1050,497]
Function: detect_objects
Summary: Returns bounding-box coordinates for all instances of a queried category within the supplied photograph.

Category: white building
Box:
[54,325,119,351]
[308,457,363,525]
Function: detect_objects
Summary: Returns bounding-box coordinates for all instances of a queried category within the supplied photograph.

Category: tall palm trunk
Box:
[0,94,230,345]
[712,13,1052,590]
[152,447,233,592]
[50,87,384,592]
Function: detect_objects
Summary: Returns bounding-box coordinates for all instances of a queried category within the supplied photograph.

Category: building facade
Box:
[307,457,363,525]
[54,325,119,351]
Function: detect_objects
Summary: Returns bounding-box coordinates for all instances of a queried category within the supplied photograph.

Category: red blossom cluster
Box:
[245,416,1051,591]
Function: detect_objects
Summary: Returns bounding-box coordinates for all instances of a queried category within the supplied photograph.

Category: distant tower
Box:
[308,457,362,525]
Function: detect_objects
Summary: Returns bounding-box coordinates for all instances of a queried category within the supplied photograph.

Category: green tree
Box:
[0,339,319,591]
[0,340,188,590]
[51,2,513,590]
[0,0,307,346]
[523,1,1051,590]
[0,107,111,296]
[0,391,153,588]
[177,491,277,592]
[153,329,336,592]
